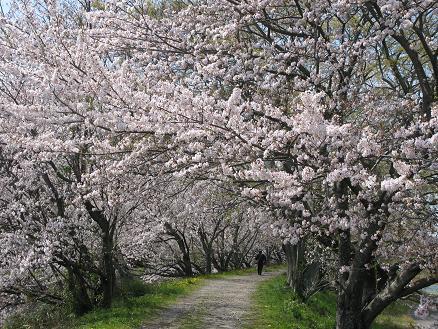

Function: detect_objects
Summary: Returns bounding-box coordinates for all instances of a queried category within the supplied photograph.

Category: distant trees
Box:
[124,181,273,277]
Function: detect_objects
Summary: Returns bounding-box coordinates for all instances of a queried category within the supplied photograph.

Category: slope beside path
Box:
[140,270,282,329]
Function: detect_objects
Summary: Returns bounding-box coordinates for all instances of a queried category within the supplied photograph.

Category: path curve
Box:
[140,270,281,329]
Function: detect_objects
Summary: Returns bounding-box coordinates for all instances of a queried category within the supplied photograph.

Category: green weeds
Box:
[248,272,416,329]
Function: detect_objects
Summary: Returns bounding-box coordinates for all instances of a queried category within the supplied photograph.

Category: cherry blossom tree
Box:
[119,179,271,277]
[0,1,436,328]
[88,1,437,328]
[0,0,152,313]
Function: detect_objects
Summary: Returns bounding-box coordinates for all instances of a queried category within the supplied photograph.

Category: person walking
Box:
[255,250,267,275]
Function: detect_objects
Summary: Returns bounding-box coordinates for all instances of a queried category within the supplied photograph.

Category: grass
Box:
[6,266,415,329]
[248,272,417,329]
[247,272,336,329]
[74,277,202,329]
[4,276,202,329]
[4,265,283,329]
[373,301,416,329]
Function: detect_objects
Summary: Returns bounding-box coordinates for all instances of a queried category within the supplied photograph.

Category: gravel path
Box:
[140,270,282,329]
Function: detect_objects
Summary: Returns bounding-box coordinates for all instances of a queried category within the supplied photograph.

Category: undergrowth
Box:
[248,272,416,329]
[4,277,201,329]
[5,267,415,329]
[4,265,283,329]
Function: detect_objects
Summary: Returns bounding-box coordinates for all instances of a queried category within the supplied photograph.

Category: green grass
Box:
[248,273,417,329]
[4,277,202,329]
[7,266,413,329]
[247,273,336,329]
[4,265,283,329]
[74,277,202,329]
[373,301,416,329]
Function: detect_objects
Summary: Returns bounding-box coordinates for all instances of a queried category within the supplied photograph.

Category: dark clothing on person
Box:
[255,253,267,275]
[257,262,264,275]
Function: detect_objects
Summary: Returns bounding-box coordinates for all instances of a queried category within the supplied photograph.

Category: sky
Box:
[0,0,10,13]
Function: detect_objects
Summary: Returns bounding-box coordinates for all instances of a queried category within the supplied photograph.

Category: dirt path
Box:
[140,270,282,329]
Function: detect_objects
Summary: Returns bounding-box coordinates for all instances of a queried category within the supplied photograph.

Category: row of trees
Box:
[121,180,280,277]
[0,0,437,329]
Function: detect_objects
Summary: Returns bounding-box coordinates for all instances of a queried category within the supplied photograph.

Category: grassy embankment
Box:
[4,276,202,329]
[6,266,414,329]
[4,265,283,329]
[248,272,416,329]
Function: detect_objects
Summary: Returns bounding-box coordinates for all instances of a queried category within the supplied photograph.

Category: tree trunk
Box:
[336,229,367,329]
[212,254,220,272]
[182,250,193,276]
[101,228,115,308]
[362,267,377,306]
[205,246,213,274]
[283,240,305,298]
[336,290,365,329]
[67,268,93,315]
[198,228,213,274]
[84,201,116,308]
[164,222,193,276]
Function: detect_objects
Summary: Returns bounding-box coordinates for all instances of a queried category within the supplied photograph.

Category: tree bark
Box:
[101,228,115,308]
[283,240,305,298]
[84,201,116,308]
[205,246,213,274]
[336,290,365,329]
[67,268,93,315]
[164,222,193,276]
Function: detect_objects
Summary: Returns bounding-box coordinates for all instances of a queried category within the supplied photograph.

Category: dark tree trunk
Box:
[336,291,365,329]
[84,201,116,308]
[182,250,193,276]
[205,246,213,274]
[212,254,220,272]
[101,228,115,308]
[164,222,193,276]
[67,268,93,315]
[283,240,305,298]
[336,228,368,329]
[333,225,437,329]
[362,267,377,306]
[198,228,213,274]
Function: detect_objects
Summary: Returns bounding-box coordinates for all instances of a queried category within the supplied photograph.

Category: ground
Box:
[140,270,280,329]
[5,269,434,329]
[414,312,438,329]
[140,270,433,329]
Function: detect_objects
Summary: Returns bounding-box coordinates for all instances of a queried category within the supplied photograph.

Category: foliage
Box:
[249,273,416,329]
[248,273,336,329]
